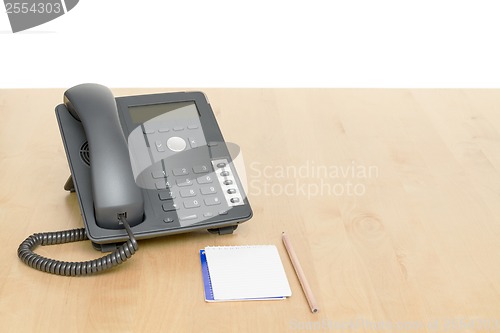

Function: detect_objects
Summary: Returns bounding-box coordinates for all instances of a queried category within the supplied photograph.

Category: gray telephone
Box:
[18,84,252,276]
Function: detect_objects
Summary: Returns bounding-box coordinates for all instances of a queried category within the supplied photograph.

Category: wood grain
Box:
[1,89,499,332]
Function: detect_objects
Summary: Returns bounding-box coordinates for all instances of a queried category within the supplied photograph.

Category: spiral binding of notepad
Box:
[200,250,215,301]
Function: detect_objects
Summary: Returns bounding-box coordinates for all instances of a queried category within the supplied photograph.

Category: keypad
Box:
[147,158,243,227]
[140,118,243,227]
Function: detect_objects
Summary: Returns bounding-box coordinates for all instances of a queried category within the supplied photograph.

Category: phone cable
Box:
[17,213,138,276]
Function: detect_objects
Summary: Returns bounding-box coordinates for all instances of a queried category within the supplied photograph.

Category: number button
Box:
[180,188,197,198]
[176,178,193,187]
[197,175,213,184]
[200,186,217,195]
[204,197,221,206]
[193,165,210,174]
[173,168,189,176]
[184,199,201,209]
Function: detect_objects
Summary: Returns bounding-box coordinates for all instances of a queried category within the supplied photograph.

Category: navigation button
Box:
[166,137,186,152]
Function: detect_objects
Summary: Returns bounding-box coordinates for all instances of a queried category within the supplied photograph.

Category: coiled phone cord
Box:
[17,214,138,276]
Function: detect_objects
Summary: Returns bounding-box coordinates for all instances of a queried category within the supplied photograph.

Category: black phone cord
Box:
[17,214,138,276]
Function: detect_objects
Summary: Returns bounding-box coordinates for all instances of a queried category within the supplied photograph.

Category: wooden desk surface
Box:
[1,89,500,332]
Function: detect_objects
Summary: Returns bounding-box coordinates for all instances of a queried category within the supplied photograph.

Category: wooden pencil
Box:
[282,232,319,313]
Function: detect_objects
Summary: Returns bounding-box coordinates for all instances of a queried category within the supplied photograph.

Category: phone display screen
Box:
[128,101,199,124]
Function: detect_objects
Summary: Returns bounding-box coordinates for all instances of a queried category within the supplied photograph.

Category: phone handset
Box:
[64,83,144,229]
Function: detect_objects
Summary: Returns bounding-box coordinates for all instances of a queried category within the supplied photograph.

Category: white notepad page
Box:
[204,245,292,300]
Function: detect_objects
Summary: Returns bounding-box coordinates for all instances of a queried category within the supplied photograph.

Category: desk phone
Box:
[17,84,252,276]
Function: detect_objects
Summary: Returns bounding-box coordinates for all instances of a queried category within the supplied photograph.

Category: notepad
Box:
[200,245,292,302]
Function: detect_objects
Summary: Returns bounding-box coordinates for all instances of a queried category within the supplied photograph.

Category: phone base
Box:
[207,225,238,235]
[64,175,75,192]
[92,241,122,252]
[90,225,238,252]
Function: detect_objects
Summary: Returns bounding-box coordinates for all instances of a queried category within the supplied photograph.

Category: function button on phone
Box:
[152,170,166,179]
[188,138,198,148]
[158,128,169,133]
[176,178,193,187]
[223,179,233,185]
[187,124,199,130]
[203,212,214,218]
[200,186,217,195]
[163,217,174,223]
[155,180,168,190]
[230,197,240,204]
[204,197,221,206]
[218,210,228,215]
[180,214,197,221]
[180,188,197,198]
[155,140,166,152]
[227,188,237,194]
[216,162,226,168]
[173,167,189,176]
[173,126,184,131]
[162,202,179,212]
[193,165,210,174]
[184,199,201,209]
[197,175,213,184]
[166,137,186,152]
[158,191,175,201]
[220,171,230,177]
[143,127,155,134]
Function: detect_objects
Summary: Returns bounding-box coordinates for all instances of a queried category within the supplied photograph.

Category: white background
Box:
[0,0,499,88]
